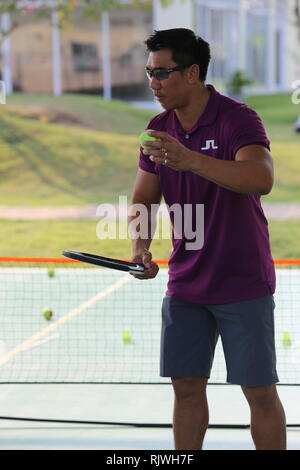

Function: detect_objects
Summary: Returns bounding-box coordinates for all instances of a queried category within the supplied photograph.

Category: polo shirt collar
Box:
[170,84,221,135]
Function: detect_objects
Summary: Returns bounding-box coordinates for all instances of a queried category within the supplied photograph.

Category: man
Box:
[129,28,286,450]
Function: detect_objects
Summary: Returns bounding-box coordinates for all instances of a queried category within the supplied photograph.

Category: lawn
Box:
[0,94,300,206]
[0,219,172,259]
[0,110,142,205]
[5,92,154,136]
[0,218,299,261]
[0,91,299,259]
[246,93,300,204]
[245,93,299,142]
[0,92,299,205]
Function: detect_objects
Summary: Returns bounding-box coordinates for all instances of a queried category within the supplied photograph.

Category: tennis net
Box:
[0,257,299,385]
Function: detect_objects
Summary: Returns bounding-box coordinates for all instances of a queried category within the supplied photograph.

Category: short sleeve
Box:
[228,106,270,158]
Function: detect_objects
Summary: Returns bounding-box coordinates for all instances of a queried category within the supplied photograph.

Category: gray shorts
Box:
[160,294,279,387]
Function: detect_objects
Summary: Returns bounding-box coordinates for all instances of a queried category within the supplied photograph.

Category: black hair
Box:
[145,28,211,82]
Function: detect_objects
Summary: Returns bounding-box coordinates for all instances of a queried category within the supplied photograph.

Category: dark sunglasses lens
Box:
[154,70,170,80]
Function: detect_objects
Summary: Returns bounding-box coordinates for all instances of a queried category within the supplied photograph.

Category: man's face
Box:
[146,49,190,110]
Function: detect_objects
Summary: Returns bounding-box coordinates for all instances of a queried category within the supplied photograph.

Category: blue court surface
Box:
[0,266,299,449]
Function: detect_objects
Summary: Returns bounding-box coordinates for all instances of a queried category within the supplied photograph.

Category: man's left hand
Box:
[142,131,196,172]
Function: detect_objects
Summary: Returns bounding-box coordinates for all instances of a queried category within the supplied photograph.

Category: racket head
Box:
[62,250,145,274]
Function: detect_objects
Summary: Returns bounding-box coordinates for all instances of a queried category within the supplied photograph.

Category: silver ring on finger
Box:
[162,149,168,165]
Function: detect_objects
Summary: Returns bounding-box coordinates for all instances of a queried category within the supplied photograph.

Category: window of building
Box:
[71,43,100,73]
[246,13,267,86]
[195,0,283,91]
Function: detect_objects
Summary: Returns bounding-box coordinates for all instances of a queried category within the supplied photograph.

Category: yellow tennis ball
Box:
[282,331,291,347]
[139,130,159,150]
[122,328,132,344]
[42,308,53,321]
[47,268,55,278]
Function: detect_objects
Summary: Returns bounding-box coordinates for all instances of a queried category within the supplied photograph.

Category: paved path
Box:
[0,203,300,220]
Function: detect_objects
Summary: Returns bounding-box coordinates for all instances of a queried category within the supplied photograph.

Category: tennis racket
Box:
[62,250,145,274]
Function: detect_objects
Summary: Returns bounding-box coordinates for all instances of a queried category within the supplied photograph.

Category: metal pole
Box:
[51,10,62,96]
[152,0,159,30]
[266,0,276,92]
[101,11,112,100]
[238,0,247,72]
[1,13,13,95]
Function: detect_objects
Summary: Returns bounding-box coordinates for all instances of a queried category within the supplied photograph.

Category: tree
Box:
[0,0,175,38]
[226,70,253,100]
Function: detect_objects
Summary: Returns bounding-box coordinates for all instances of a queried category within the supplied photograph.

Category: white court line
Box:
[0,274,131,366]
[21,334,60,352]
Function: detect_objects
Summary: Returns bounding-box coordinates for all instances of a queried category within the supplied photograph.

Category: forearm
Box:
[128,203,157,259]
[129,231,152,259]
[189,151,273,195]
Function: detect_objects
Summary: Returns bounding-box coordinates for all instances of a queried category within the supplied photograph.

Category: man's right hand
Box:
[131,249,159,280]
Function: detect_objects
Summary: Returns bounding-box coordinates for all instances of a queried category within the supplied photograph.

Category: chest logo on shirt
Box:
[201,140,218,151]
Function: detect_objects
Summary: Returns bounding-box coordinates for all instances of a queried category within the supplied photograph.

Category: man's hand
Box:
[142,130,196,172]
[143,132,274,195]
[131,249,159,280]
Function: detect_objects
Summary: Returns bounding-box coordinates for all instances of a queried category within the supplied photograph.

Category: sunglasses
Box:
[145,64,191,81]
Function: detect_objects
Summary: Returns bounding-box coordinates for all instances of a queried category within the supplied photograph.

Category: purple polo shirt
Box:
[139,85,276,304]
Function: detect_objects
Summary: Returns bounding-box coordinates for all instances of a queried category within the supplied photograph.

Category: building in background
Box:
[0,7,152,98]
[1,0,299,97]
[154,0,300,94]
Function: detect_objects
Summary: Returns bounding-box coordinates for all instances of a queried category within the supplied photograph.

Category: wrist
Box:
[187,150,202,172]
[131,242,150,258]
[188,150,206,174]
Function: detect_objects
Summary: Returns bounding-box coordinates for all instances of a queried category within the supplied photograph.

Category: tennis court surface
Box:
[0,258,300,449]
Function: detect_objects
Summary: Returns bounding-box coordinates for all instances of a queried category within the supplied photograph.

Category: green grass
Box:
[0,92,299,259]
[0,110,142,205]
[0,218,299,260]
[269,220,300,259]
[0,219,172,259]
[8,91,298,140]
[0,94,155,205]
[0,92,299,205]
[245,93,299,142]
[245,93,300,203]
[267,142,300,202]
[6,92,154,136]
